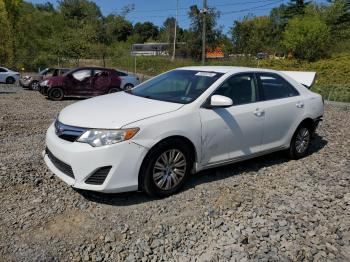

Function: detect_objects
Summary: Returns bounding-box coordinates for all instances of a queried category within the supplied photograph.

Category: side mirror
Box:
[210,95,233,108]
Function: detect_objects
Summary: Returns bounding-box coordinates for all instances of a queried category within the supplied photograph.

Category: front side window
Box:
[214,73,257,105]
[72,70,91,81]
[128,70,223,104]
[0,68,8,73]
[258,73,299,100]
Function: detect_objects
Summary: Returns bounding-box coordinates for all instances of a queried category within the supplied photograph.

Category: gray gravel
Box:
[0,87,349,261]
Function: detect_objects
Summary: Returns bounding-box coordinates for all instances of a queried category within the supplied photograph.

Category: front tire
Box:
[289,125,312,159]
[140,139,193,198]
[108,87,121,93]
[124,84,134,90]
[29,81,39,91]
[48,88,64,101]
[6,77,15,84]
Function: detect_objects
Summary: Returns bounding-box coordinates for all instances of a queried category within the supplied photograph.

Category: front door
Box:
[92,70,111,95]
[67,69,93,96]
[200,73,264,166]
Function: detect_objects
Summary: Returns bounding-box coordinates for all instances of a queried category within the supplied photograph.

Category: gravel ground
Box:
[0,86,349,262]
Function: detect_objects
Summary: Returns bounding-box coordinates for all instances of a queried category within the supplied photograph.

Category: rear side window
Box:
[116,71,128,77]
[257,73,299,100]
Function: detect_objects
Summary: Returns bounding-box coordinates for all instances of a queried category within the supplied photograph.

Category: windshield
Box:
[39,68,49,75]
[126,70,223,104]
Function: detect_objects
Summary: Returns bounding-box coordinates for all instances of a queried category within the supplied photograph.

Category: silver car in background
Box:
[0,67,20,84]
[115,70,140,89]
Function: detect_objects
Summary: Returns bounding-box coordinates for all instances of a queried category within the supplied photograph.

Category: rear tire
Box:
[48,88,64,101]
[140,139,193,198]
[289,125,312,159]
[6,77,15,84]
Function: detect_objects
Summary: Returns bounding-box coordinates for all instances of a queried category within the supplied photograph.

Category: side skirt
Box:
[195,146,287,172]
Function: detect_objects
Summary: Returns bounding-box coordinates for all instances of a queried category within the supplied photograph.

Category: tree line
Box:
[0,0,349,70]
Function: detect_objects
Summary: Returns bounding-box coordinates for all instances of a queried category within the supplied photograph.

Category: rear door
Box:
[256,72,305,151]
[67,69,93,96]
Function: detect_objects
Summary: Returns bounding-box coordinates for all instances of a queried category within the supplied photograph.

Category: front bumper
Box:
[39,85,49,96]
[43,124,148,193]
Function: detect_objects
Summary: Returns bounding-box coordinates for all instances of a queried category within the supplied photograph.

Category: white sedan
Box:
[44,66,324,197]
[0,67,20,84]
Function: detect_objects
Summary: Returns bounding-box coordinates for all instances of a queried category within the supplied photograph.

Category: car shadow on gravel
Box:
[78,134,327,206]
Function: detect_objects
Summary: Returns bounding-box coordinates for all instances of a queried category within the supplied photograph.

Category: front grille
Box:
[46,148,75,179]
[55,120,87,142]
[85,166,112,185]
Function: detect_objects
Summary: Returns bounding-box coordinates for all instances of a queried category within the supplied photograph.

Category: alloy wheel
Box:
[295,127,310,154]
[31,81,39,91]
[153,149,187,191]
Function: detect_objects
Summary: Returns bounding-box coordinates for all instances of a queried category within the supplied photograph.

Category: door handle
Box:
[254,108,265,117]
[296,101,304,108]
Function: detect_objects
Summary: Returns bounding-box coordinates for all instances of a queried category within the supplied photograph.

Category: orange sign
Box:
[206,48,224,59]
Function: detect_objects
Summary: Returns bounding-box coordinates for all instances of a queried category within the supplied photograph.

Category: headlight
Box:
[77,128,139,147]
[40,80,49,86]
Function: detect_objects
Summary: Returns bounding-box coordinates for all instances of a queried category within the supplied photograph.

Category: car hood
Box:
[58,92,184,129]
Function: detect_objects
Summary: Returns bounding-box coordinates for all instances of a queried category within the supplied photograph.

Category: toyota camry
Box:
[44,66,324,197]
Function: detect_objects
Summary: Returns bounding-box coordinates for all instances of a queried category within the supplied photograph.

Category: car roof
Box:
[73,66,115,71]
[177,66,278,74]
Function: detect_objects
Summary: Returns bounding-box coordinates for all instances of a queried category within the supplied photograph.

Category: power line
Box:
[113,0,283,14]
[221,0,283,15]
[124,0,286,21]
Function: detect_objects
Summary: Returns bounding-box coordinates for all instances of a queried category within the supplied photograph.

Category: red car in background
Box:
[39,67,122,101]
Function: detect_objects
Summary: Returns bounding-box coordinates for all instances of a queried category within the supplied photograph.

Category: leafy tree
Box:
[104,15,133,43]
[282,15,330,60]
[186,7,222,60]
[159,17,179,44]
[59,0,101,21]
[35,2,55,12]
[283,0,311,18]
[231,16,277,54]
[133,22,159,42]
[0,0,12,64]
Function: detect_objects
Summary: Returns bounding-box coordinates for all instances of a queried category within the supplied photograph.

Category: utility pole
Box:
[201,0,207,65]
[171,0,178,61]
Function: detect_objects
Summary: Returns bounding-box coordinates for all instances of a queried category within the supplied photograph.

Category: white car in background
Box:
[44,66,324,197]
[115,70,140,89]
[0,67,20,84]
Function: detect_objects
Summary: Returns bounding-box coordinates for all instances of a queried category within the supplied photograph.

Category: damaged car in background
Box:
[39,67,122,100]
[43,66,324,197]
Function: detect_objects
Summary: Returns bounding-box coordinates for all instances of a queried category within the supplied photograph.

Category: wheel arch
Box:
[6,76,15,82]
[290,117,315,144]
[137,135,198,189]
